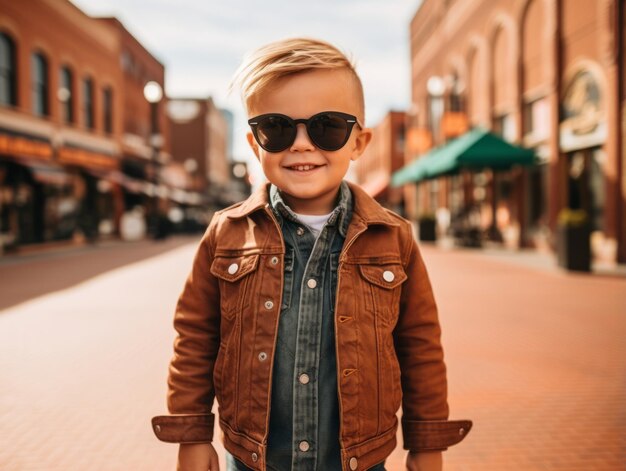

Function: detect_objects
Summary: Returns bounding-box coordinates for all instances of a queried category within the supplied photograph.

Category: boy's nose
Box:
[290,123,315,152]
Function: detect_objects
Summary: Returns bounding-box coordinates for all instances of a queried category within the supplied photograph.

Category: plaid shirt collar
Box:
[269,180,353,238]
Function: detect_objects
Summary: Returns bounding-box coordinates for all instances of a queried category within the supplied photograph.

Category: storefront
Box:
[0,129,76,251]
[120,156,152,211]
[57,144,124,241]
[559,67,610,261]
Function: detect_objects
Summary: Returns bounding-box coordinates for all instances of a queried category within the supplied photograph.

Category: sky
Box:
[72,0,422,179]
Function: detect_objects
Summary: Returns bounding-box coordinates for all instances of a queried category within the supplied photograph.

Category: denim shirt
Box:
[231,181,349,470]
[265,181,351,471]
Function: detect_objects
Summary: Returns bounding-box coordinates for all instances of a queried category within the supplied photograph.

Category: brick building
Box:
[167,97,233,207]
[404,0,624,263]
[0,0,124,250]
[0,0,173,252]
[97,17,170,205]
[354,110,406,215]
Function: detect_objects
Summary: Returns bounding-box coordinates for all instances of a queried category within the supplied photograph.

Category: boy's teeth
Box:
[293,165,315,171]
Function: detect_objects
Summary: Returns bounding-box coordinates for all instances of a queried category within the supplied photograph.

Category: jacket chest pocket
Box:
[358,261,407,326]
[210,253,260,320]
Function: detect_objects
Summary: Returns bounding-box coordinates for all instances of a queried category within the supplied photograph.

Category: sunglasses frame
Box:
[248,111,363,152]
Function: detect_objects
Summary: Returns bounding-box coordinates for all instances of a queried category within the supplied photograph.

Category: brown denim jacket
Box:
[152,182,472,471]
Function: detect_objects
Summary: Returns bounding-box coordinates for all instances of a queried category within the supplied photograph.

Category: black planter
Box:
[418,219,437,241]
[557,224,591,272]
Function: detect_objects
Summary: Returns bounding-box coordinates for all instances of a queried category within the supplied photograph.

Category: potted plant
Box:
[418,213,437,242]
[556,209,591,272]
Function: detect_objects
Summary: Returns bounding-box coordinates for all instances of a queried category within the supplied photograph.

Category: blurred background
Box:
[0,1,624,470]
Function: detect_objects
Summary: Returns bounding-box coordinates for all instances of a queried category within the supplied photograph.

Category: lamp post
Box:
[426,76,445,215]
[426,76,445,145]
[143,81,163,239]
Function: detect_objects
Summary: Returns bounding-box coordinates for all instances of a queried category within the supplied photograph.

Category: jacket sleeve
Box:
[393,222,472,452]
[151,217,221,444]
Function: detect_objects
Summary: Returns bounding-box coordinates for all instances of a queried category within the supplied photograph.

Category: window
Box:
[448,74,465,112]
[396,123,405,151]
[59,66,74,123]
[493,114,516,142]
[0,32,17,106]
[83,77,94,129]
[428,95,444,144]
[523,97,549,141]
[120,50,132,72]
[31,52,49,116]
[449,93,464,112]
[103,86,113,134]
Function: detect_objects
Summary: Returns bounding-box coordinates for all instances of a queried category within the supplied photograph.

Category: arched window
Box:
[83,77,94,129]
[31,51,49,116]
[492,27,512,110]
[0,32,17,106]
[448,72,465,112]
[103,86,113,134]
[59,66,74,123]
[467,48,487,126]
[522,0,547,92]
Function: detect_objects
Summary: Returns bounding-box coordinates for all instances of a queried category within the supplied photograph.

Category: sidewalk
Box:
[0,234,200,311]
[432,236,626,278]
[1,238,624,470]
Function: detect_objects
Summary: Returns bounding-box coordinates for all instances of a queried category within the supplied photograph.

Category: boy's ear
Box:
[246,131,261,160]
[350,127,373,161]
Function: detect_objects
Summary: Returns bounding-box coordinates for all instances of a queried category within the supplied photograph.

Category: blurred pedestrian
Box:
[152,38,472,471]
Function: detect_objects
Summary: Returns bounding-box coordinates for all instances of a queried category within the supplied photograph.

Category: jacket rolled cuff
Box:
[151,413,215,444]
[402,419,473,452]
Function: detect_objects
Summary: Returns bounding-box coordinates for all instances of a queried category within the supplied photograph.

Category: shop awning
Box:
[85,168,146,194]
[4,156,73,186]
[391,128,536,186]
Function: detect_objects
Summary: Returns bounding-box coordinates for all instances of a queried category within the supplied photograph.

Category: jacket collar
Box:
[347,181,399,227]
[269,180,353,237]
[227,180,399,228]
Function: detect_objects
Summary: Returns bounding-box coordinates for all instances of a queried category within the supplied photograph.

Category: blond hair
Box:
[230,37,365,118]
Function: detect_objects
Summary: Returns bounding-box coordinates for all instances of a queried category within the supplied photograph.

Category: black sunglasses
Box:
[248,111,363,152]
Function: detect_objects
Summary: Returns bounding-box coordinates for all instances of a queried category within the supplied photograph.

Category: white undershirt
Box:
[294,211,333,237]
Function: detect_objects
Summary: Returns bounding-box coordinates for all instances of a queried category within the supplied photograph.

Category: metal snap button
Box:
[349,457,358,470]
[382,270,395,282]
[264,300,274,310]
[307,278,317,289]
[296,227,305,236]
[251,452,258,462]
[299,373,310,384]
[228,263,239,275]
[258,352,268,361]
[299,440,310,452]
[271,256,279,265]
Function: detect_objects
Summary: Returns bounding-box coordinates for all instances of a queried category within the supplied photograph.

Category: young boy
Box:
[152,38,472,471]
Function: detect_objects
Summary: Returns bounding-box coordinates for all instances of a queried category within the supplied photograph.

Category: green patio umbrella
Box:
[391,128,536,186]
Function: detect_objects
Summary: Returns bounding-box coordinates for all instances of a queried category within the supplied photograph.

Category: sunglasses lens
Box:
[256,115,294,152]
[308,113,350,150]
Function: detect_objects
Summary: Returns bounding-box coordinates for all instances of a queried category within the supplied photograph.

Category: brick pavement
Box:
[422,245,626,470]
[0,240,624,470]
[0,235,196,311]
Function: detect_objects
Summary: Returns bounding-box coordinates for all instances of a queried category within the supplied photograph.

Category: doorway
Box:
[566,147,605,232]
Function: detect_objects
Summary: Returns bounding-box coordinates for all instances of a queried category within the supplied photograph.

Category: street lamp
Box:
[427,75,445,145]
[143,80,163,239]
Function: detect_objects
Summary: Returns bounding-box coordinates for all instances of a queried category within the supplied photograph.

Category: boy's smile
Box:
[284,163,324,173]
[246,68,372,215]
